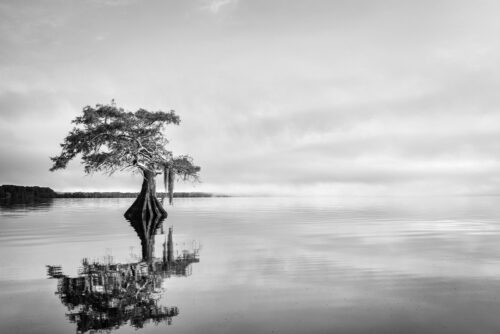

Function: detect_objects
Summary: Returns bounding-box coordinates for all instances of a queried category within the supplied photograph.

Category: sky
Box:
[1,0,500,195]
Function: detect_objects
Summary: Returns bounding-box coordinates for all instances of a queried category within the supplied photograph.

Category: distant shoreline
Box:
[0,185,228,201]
[56,191,227,198]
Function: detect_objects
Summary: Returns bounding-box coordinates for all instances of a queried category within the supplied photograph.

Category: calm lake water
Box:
[1,196,500,333]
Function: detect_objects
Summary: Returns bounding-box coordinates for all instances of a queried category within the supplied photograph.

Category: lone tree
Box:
[49,102,200,219]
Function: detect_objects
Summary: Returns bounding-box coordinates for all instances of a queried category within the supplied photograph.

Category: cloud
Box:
[1,0,500,195]
[200,0,238,14]
[86,0,139,6]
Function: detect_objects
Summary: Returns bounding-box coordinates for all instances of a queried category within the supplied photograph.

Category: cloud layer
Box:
[1,0,500,195]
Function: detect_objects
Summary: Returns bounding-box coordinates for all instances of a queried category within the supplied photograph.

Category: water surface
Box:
[1,196,500,333]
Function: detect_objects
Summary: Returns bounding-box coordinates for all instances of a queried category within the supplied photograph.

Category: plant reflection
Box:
[0,198,54,212]
[47,216,200,333]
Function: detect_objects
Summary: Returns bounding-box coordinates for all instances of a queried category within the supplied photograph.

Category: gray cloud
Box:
[86,0,140,6]
[200,0,238,14]
[1,0,500,195]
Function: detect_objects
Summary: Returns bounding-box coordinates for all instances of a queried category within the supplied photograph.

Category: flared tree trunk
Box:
[125,169,167,220]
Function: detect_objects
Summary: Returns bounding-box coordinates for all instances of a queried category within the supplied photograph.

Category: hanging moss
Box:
[162,165,175,206]
[168,166,175,205]
[163,164,168,204]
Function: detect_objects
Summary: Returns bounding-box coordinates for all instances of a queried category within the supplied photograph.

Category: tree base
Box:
[124,195,167,220]
[124,170,167,221]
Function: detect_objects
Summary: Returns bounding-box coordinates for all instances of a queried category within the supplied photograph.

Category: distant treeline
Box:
[0,185,224,201]
[58,192,220,198]
[56,192,138,198]
[0,185,57,202]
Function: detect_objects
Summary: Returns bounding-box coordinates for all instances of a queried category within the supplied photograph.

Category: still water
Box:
[1,196,500,333]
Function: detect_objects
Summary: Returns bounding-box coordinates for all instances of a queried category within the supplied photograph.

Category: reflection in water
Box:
[3,197,500,334]
[0,198,54,213]
[47,215,200,333]
[126,214,165,262]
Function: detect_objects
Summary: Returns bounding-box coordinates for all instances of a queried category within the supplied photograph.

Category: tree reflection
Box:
[47,216,200,333]
[127,214,165,262]
[0,198,54,212]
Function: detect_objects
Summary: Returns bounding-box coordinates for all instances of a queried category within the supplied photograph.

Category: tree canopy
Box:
[50,102,200,207]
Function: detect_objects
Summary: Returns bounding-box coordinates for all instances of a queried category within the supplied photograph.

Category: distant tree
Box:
[49,101,200,219]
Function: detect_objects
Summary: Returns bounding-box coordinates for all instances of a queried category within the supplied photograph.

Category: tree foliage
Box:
[50,102,200,199]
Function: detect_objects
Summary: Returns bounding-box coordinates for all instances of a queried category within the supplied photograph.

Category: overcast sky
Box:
[1,0,500,195]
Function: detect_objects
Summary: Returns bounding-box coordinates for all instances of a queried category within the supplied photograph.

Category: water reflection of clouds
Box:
[2,196,500,333]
